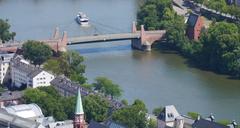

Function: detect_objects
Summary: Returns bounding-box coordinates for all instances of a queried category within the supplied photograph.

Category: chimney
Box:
[232,120,238,128]
[174,116,184,128]
[195,115,201,122]
[209,113,215,122]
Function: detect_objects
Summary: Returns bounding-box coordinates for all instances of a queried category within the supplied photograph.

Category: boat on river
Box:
[76,12,89,26]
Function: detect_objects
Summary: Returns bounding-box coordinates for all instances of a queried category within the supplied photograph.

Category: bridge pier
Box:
[131,23,152,51]
[131,39,152,51]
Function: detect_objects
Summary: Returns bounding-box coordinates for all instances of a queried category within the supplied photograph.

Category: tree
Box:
[152,106,163,116]
[0,19,16,43]
[43,59,62,75]
[187,112,200,120]
[43,51,87,84]
[23,87,67,121]
[83,95,110,122]
[207,0,227,13]
[93,77,122,99]
[147,118,157,128]
[22,40,53,65]
[112,99,148,128]
[199,22,240,75]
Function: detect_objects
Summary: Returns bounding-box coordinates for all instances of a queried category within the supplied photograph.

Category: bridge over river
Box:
[68,22,166,51]
[0,22,166,52]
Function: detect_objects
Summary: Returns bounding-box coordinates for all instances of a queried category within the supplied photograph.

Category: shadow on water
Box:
[152,42,240,80]
[72,44,131,54]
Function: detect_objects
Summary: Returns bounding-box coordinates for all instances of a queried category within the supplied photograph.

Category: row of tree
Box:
[137,0,240,78]
[23,86,111,121]
[23,85,157,128]
[193,0,240,20]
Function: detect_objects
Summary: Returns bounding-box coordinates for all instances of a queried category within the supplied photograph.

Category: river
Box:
[0,0,240,122]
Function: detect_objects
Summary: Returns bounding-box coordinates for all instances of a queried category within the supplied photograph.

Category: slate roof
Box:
[88,120,107,128]
[50,75,90,96]
[104,120,126,128]
[0,91,23,101]
[51,75,125,109]
[11,55,44,78]
[192,118,230,128]
[187,13,200,27]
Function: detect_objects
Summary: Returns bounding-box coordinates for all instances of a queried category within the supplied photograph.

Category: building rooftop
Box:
[11,55,50,79]
[0,91,23,102]
[48,120,74,128]
[2,103,44,120]
[0,109,44,128]
[88,120,107,128]
[50,75,90,96]
[51,75,125,109]
[187,13,200,27]
[157,105,181,122]
[192,118,230,128]
[75,88,84,115]
[0,53,14,63]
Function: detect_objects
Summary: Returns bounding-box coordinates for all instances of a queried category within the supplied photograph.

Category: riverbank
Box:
[137,0,240,79]
[1,0,240,121]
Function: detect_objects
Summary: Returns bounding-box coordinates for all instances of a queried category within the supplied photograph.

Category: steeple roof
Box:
[75,88,84,115]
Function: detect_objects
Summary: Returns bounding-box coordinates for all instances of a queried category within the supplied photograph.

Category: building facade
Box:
[50,75,90,97]
[0,53,14,84]
[186,13,204,40]
[11,56,55,88]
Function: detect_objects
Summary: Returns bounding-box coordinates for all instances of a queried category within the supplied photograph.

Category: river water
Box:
[0,0,240,122]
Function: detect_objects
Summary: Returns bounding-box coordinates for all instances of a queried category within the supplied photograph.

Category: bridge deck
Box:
[68,33,140,44]
[68,31,165,44]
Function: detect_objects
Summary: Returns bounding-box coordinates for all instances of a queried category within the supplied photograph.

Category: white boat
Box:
[76,12,89,26]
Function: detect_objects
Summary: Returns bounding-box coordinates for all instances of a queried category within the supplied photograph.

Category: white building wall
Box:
[32,71,54,88]
[0,54,14,84]
[0,62,10,84]
[11,66,28,88]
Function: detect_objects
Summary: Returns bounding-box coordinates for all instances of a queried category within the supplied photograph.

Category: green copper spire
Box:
[75,88,84,115]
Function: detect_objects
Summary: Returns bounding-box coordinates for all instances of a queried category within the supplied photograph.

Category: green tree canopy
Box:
[187,112,201,120]
[23,86,67,121]
[43,51,86,84]
[152,106,163,116]
[22,40,53,65]
[112,99,148,128]
[0,19,16,43]
[83,95,110,122]
[93,77,122,99]
[199,22,240,75]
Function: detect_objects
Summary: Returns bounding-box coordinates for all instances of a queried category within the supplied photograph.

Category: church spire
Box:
[74,88,85,128]
[75,88,84,115]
